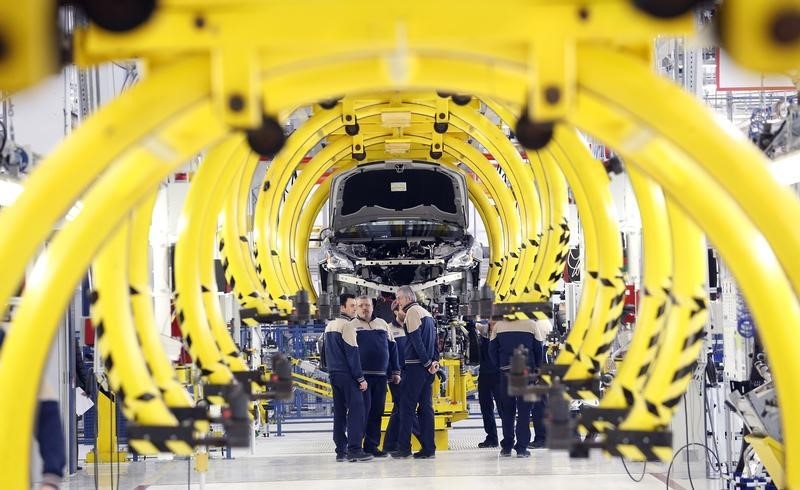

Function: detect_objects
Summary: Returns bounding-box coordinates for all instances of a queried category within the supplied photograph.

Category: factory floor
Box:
[61,417,726,490]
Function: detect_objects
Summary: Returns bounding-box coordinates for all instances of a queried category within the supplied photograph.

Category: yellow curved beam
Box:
[529,147,570,301]
[0,56,211,319]
[128,191,197,410]
[570,91,798,471]
[578,45,800,299]
[173,134,240,385]
[197,141,250,372]
[0,100,227,488]
[550,131,625,386]
[220,152,277,318]
[92,219,192,456]
[414,100,541,299]
[599,165,672,412]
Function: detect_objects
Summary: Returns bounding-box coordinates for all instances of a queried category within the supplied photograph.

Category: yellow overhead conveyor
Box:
[2,2,800,488]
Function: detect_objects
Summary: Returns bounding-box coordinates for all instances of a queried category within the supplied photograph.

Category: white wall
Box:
[7,71,66,157]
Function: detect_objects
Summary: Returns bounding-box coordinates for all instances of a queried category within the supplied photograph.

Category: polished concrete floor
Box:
[61,418,727,489]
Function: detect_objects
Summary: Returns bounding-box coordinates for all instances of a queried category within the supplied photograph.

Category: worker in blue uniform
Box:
[489,318,542,458]
[476,321,503,448]
[528,318,552,449]
[351,295,400,458]
[391,285,439,459]
[0,328,65,488]
[382,300,422,453]
[324,293,373,462]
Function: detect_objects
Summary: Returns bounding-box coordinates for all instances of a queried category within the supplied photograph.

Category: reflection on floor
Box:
[62,419,726,490]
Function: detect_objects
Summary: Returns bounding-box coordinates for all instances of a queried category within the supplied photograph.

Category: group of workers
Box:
[324,286,440,461]
[324,287,549,461]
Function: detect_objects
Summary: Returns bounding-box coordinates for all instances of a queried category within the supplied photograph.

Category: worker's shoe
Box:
[413,451,436,459]
[499,448,513,457]
[478,440,499,448]
[389,450,412,459]
[516,450,531,458]
[336,453,347,462]
[347,450,374,462]
[527,440,546,449]
[368,449,388,458]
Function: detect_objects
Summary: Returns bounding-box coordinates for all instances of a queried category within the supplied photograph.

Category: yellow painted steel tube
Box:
[128,191,197,410]
[551,130,625,386]
[272,133,387,296]
[529,147,570,301]
[294,178,335,297]
[578,45,800,299]
[254,103,393,304]
[484,100,563,301]
[431,103,541,300]
[0,56,211,317]
[615,199,705,463]
[92,220,193,456]
[197,142,250,372]
[570,92,800,476]
[0,101,226,489]
[173,134,240,383]
[600,165,672,411]
[545,145,617,376]
[220,153,278,317]
[435,135,520,294]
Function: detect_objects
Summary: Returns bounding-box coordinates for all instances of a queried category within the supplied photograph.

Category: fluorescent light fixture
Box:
[0,178,23,207]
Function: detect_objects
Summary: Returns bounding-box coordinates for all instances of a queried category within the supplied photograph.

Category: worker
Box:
[476,320,503,448]
[528,318,552,449]
[382,300,422,453]
[391,285,439,459]
[373,292,396,324]
[351,295,400,458]
[489,317,542,458]
[0,328,65,489]
[323,293,373,462]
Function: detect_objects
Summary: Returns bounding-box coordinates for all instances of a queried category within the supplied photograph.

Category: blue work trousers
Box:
[477,372,503,444]
[362,374,388,453]
[383,373,421,451]
[330,372,366,456]
[397,365,435,454]
[498,371,532,452]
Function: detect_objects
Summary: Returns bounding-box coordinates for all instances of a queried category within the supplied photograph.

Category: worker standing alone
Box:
[391,286,439,459]
[351,295,400,458]
[324,293,373,462]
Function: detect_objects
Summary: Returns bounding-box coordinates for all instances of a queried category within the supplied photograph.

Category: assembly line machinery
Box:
[1,1,800,488]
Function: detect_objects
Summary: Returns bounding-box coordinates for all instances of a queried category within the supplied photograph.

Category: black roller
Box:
[429,150,443,160]
[345,123,360,136]
[433,122,449,134]
[319,97,341,110]
[451,94,472,106]
[632,0,705,19]
[515,110,554,150]
[246,116,286,157]
[82,0,157,32]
